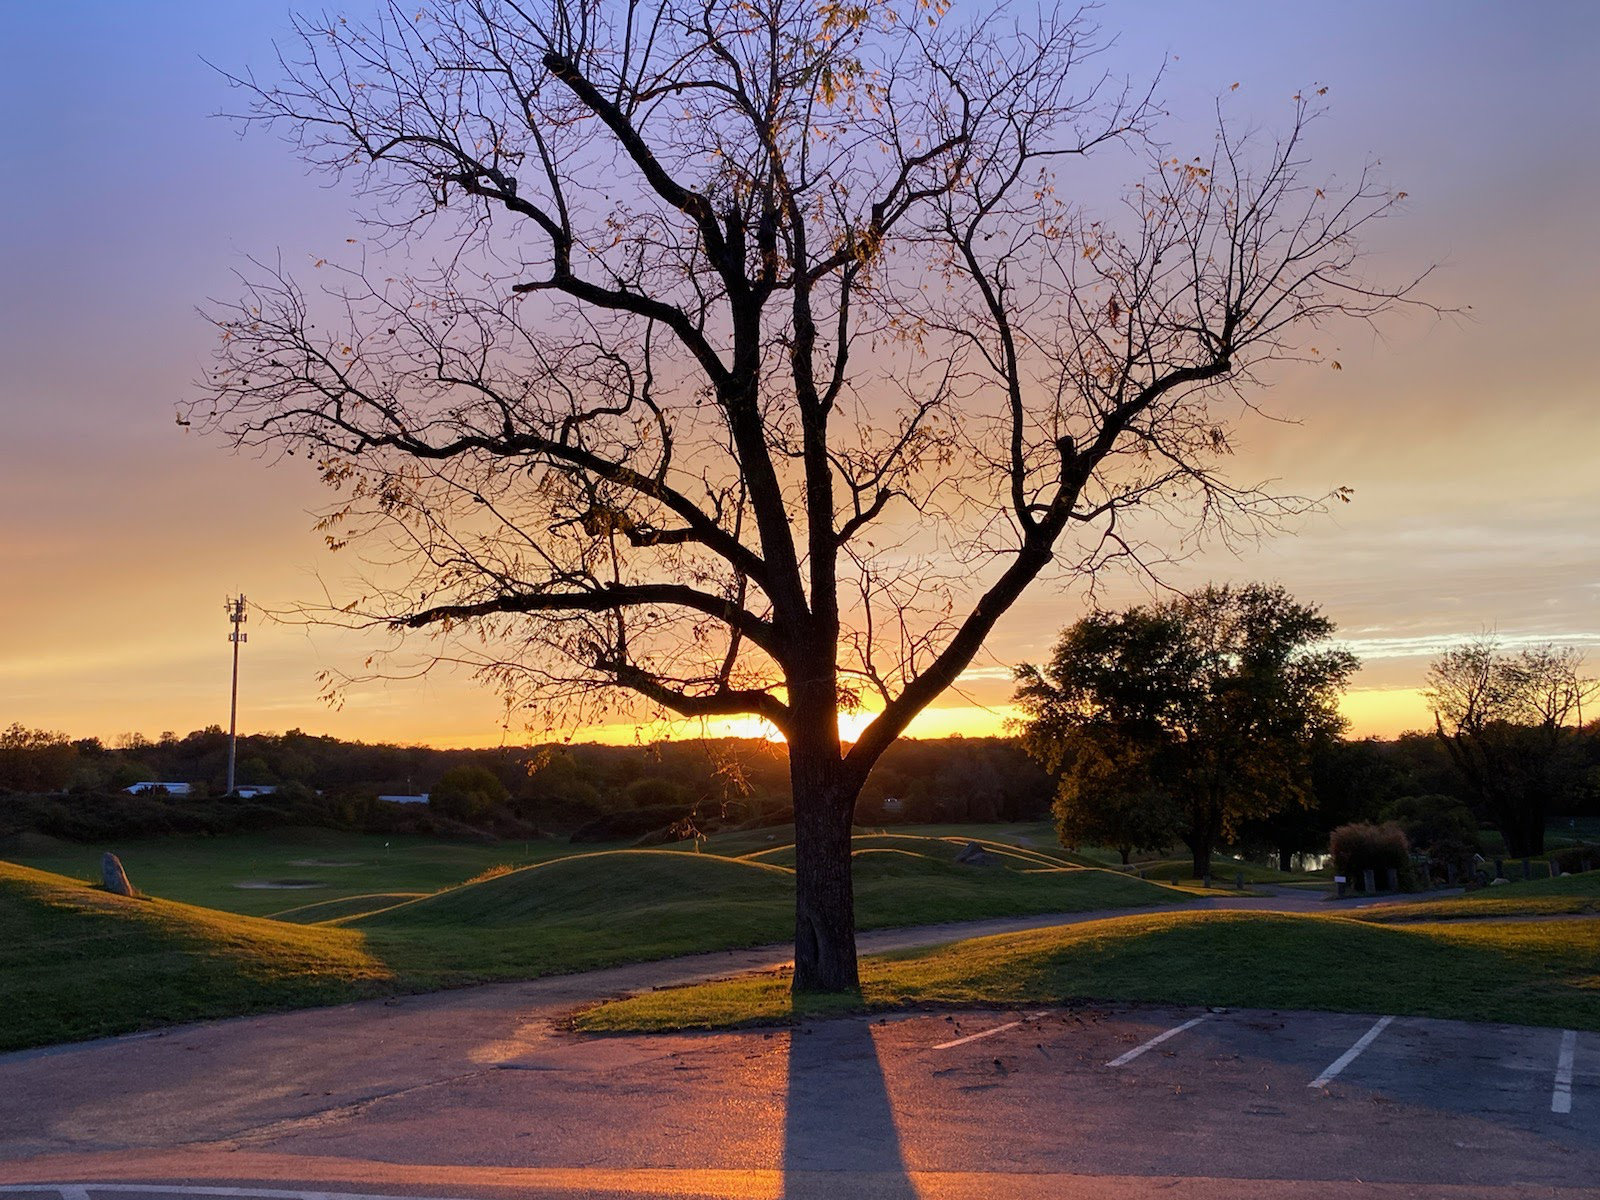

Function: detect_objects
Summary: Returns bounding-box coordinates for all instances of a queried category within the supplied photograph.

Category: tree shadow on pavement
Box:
[782,1017,919,1198]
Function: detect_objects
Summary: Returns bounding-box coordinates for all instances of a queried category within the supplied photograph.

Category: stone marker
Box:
[1551,860,1561,878]
[101,852,136,897]
[1362,868,1376,893]
[1385,867,1399,892]
[954,841,991,867]
[1446,862,1457,886]
[1235,870,1244,890]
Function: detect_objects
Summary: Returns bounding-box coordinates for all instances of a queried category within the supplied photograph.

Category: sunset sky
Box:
[2,1,1596,750]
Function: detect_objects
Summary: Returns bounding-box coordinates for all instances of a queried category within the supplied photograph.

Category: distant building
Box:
[378,793,430,805]
[882,796,904,814]
[234,786,278,799]
[124,782,193,796]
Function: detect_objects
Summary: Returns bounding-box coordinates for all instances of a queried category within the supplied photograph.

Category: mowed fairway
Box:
[0,830,1186,1050]
[0,828,575,917]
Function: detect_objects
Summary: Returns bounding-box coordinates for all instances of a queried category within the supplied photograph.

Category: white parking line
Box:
[1552,1029,1577,1114]
[932,1011,1049,1051]
[1105,1013,1212,1067]
[1309,1015,1394,1089]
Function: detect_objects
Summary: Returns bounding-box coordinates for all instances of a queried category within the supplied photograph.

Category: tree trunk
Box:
[789,737,861,994]
[1490,786,1543,859]
[1505,798,1545,858]
[1185,801,1221,880]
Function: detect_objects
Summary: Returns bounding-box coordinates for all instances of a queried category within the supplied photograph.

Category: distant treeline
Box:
[0,724,1052,842]
[2,722,1595,854]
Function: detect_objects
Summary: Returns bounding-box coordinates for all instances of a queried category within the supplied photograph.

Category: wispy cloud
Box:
[1333,631,1600,662]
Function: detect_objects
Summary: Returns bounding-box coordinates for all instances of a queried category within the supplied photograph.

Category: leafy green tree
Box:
[1024,725,1179,864]
[1016,584,1358,878]
[0,725,78,794]
[1240,735,1395,871]
[430,765,511,823]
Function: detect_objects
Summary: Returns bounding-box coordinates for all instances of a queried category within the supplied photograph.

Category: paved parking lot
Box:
[4,998,1595,1198]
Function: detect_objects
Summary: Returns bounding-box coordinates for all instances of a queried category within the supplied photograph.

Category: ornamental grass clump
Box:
[1329,822,1414,891]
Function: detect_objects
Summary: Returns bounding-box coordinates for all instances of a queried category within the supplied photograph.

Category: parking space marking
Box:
[1309,1015,1394,1089]
[1105,1013,1211,1067]
[1553,1029,1577,1114]
[932,1011,1049,1050]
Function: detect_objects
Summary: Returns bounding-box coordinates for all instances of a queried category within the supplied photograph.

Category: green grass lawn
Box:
[1353,871,1600,922]
[1,828,586,917]
[1,833,1191,1049]
[0,861,392,1052]
[346,843,1189,986]
[1136,854,1328,886]
[676,820,1069,859]
[578,907,1600,1034]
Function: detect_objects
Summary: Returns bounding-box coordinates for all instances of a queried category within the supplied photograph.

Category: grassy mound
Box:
[268,892,430,923]
[355,850,793,927]
[0,829,583,917]
[579,908,1600,1034]
[344,846,1185,987]
[742,833,1079,872]
[1355,871,1600,923]
[0,861,391,1052]
[342,851,797,986]
[2,834,1193,1048]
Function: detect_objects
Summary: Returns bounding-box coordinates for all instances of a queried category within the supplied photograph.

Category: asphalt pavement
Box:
[3,892,1595,1199]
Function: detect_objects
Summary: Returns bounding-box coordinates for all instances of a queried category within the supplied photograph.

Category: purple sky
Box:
[2,1,1596,746]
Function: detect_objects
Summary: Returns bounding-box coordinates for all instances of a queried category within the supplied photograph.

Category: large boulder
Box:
[954,841,993,867]
[101,851,136,897]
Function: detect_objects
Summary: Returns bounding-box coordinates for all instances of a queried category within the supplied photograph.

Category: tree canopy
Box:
[1426,639,1596,857]
[195,0,1418,990]
[1014,583,1358,877]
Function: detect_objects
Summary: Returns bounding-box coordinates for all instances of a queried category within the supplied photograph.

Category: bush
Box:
[1551,844,1599,875]
[1329,822,1414,890]
[429,766,510,823]
[570,803,693,843]
[1380,794,1480,853]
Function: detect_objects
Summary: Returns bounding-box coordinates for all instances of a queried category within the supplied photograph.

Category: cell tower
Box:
[225,595,248,796]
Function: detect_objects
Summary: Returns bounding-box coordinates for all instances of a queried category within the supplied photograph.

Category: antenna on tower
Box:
[225,595,248,797]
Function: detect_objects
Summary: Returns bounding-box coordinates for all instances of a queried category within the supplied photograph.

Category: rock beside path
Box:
[101,852,136,897]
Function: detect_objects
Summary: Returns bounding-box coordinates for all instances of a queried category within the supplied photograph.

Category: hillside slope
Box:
[0,861,390,1052]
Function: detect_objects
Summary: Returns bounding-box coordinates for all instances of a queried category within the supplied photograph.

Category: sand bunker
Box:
[234,879,325,890]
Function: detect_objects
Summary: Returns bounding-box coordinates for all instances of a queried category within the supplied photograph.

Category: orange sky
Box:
[1,1,1596,750]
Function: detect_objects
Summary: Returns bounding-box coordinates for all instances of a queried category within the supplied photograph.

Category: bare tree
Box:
[1426,639,1596,857]
[194,0,1420,992]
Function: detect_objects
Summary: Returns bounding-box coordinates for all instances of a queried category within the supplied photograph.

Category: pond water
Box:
[1245,851,1330,872]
